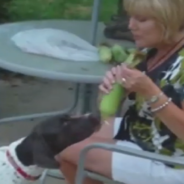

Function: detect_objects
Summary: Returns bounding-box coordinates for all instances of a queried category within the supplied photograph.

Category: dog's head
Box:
[28,113,101,169]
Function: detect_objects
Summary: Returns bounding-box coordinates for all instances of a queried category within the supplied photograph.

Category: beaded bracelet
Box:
[150,98,172,113]
[146,92,164,105]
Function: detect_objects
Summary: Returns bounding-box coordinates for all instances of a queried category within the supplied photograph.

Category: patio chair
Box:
[74,143,184,184]
[40,142,184,184]
[39,169,64,184]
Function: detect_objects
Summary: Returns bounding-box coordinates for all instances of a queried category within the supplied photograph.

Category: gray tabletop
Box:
[0,20,134,84]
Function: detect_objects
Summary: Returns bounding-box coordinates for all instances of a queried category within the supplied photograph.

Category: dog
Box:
[0,113,101,184]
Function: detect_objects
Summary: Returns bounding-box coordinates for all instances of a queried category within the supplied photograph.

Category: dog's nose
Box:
[90,111,101,122]
[83,112,101,124]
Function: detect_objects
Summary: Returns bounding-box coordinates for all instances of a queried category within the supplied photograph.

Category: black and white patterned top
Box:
[114,47,184,165]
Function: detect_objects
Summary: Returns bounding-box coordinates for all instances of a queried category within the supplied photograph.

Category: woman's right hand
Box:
[99,65,123,94]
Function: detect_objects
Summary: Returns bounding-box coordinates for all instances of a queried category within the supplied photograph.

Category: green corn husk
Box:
[100,83,124,119]
[98,45,112,63]
[99,50,146,119]
[111,44,128,63]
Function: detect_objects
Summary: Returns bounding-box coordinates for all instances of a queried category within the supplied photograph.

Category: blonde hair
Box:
[124,0,184,42]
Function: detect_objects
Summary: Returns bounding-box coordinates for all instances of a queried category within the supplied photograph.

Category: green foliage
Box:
[0,0,11,22]
[6,0,116,22]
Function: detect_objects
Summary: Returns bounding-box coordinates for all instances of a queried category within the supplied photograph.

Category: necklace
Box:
[147,37,184,72]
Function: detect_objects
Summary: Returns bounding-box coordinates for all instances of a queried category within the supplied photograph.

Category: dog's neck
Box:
[15,137,34,166]
[8,138,44,177]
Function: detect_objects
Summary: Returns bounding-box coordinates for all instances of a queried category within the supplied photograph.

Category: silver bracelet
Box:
[146,92,164,105]
[150,98,172,113]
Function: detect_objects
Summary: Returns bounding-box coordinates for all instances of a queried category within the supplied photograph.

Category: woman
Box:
[56,0,184,184]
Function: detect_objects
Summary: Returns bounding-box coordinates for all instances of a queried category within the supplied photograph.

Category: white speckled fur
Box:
[0,138,44,184]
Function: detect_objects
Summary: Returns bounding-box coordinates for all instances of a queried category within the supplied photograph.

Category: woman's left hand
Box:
[119,64,159,96]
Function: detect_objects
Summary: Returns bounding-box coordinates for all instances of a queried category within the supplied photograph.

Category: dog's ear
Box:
[32,139,60,169]
[29,115,72,169]
[31,133,60,169]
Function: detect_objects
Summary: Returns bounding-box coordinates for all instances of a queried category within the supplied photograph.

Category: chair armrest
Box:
[75,143,184,184]
[80,143,184,166]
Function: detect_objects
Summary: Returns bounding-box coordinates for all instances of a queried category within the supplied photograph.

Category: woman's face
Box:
[129,15,163,48]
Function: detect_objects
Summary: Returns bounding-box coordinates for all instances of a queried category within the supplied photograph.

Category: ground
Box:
[0,78,74,183]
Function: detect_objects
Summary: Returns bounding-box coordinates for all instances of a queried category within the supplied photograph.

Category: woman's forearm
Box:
[143,86,184,142]
[153,101,184,141]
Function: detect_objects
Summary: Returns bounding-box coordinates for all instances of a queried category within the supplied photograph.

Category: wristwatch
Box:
[146,92,164,105]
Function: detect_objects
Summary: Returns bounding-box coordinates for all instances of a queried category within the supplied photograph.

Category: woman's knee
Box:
[92,117,116,139]
[92,116,123,139]
[57,136,114,177]
[59,137,103,165]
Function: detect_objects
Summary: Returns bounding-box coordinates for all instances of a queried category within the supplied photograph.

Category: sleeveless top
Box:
[114,46,184,166]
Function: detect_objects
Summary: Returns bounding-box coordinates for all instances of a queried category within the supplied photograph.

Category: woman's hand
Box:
[120,64,160,96]
[99,64,160,97]
[99,66,123,94]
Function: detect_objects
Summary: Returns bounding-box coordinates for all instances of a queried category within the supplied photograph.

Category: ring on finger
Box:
[122,78,126,83]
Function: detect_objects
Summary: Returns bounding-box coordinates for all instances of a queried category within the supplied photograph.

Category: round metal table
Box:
[0,20,134,123]
[0,0,103,123]
[0,20,110,83]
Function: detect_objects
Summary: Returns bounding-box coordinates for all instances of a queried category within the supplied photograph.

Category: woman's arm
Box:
[143,84,184,142]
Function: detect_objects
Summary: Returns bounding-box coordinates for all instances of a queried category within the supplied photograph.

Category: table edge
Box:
[0,58,102,84]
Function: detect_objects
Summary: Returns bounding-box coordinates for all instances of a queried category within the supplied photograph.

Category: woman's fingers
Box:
[99,68,116,94]
[99,77,112,94]
[121,64,135,78]
[107,69,116,84]
[99,84,109,94]
[115,65,122,83]
[111,67,117,76]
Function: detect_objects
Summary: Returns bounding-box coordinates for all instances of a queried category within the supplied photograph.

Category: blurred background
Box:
[1,0,115,23]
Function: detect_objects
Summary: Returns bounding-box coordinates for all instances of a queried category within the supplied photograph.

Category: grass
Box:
[7,0,117,22]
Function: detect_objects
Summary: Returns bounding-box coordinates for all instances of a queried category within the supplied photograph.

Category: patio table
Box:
[0,0,134,123]
[0,19,108,123]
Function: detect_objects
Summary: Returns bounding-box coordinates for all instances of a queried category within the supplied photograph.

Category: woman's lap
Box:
[60,117,184,184]
[112,140,184,184]
[113,118,184,184]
